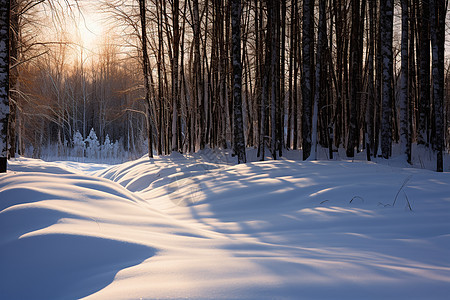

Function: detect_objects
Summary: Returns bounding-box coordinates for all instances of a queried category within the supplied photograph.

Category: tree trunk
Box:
[347,0,362,158]
[380,0,394,159]
[302,0,314,160]
[7,0,17,159]
[292,0,299,150]
[171,0,180,152]
[231,0,246,163]
[269,0,277,160]
[366,0,375,161]
[417,0,430,145]
[0,0,10,173]
[287,0,294,150]
[260,8,271,161]
[279,0,286,157]
[400,0,411,163]
[429,0,446,172]
[139,0,153,158]
[311,0,326,160]
[157,0,164,155]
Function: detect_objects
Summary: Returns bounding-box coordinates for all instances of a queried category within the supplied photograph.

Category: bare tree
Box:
[366,0,376,161]
[0,0,10,173]
[429,0,447,172]
[171,0,180,152]
[347,0,363,158]
[139,0,153,158]
[399,0,411,163]
[231,0,246,163]
[380,0,394,159]
[311,0,326,160]
[302,0,314,160]
[417,0,431,145]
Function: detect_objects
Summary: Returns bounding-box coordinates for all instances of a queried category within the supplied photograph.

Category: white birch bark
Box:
[232,0,246,163]
[0,0,10,172]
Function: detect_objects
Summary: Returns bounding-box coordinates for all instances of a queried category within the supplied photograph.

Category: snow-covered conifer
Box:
[85,128,100,159]
[102,134,113,159]
[73,131,85,157]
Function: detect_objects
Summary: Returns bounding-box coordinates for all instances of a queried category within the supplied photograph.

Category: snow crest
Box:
[2,155,450,299]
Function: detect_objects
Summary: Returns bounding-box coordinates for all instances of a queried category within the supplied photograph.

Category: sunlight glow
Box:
[76,11,103,54]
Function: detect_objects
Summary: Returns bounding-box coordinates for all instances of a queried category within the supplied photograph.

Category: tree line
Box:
[133,0,449,171]
[0,0,449,173]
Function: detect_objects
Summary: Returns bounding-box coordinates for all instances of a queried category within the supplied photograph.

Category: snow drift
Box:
[1,153,450,299]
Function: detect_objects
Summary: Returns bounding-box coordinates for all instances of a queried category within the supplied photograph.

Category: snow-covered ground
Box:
[1,150,450,299]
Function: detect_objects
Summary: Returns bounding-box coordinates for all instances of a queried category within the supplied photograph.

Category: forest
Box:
[2,1,450,297]
[0,0,449,171]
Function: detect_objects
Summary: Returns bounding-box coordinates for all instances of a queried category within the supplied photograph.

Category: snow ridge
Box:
[1,155,450,299]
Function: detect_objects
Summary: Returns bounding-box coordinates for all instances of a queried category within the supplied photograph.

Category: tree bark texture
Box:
[231,0,246,163]
[0,0,10,173]
[380,0,394,159]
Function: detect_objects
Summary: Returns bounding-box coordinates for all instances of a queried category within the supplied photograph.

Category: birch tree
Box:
[400,0,411,163]
[380,0,394,159]
[311,0,326,160]
[418,0,430,145]
[366,0,376,160]
[171,0,180,152]
[138,0,153,158]
[231,0,246,163]
[7,0,17,158]
[429,0,447,172]
[0,0,9,173]
[302,0,314,160]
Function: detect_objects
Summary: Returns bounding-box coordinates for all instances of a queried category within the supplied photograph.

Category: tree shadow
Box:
[0,233,155,300]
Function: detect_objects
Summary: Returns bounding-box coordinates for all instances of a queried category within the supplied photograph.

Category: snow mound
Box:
[2,154,450,299]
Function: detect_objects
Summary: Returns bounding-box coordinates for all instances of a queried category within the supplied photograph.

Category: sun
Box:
[75,10,103,54]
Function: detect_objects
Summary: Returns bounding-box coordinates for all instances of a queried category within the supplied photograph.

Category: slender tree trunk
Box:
[346,0,361,157]
[192,0,202,152]
[157,0,164,155]
[255,0,262,155]
[260,9,271,161]
[290,0,299,150]
[302,0,314,160]
[311,0,326,160]
[287,0,294,149]
[139,0,153,158]
[279,0,286,158]
[409,0,416,152]
[0,0,10,173]
[417,0,430,145]
[231,0,246,163]
[269,0,277,160]
[400,0,411,163]
[7,0,17,159]
[366,0,375,161]
[171,0,180,152]
[380,0,394,159]
[429,0,446,172]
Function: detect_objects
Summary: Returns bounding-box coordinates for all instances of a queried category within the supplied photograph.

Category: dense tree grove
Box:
[2,0,449,171]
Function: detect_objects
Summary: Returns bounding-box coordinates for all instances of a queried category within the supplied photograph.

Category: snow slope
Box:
[1,153,450,299]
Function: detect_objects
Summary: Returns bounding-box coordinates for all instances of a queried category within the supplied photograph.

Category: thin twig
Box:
[393,175,412,206]
[350,196,364,204]
[403,191,412,211]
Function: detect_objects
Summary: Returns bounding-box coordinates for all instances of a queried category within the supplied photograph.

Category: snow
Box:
[1,152,450,299]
